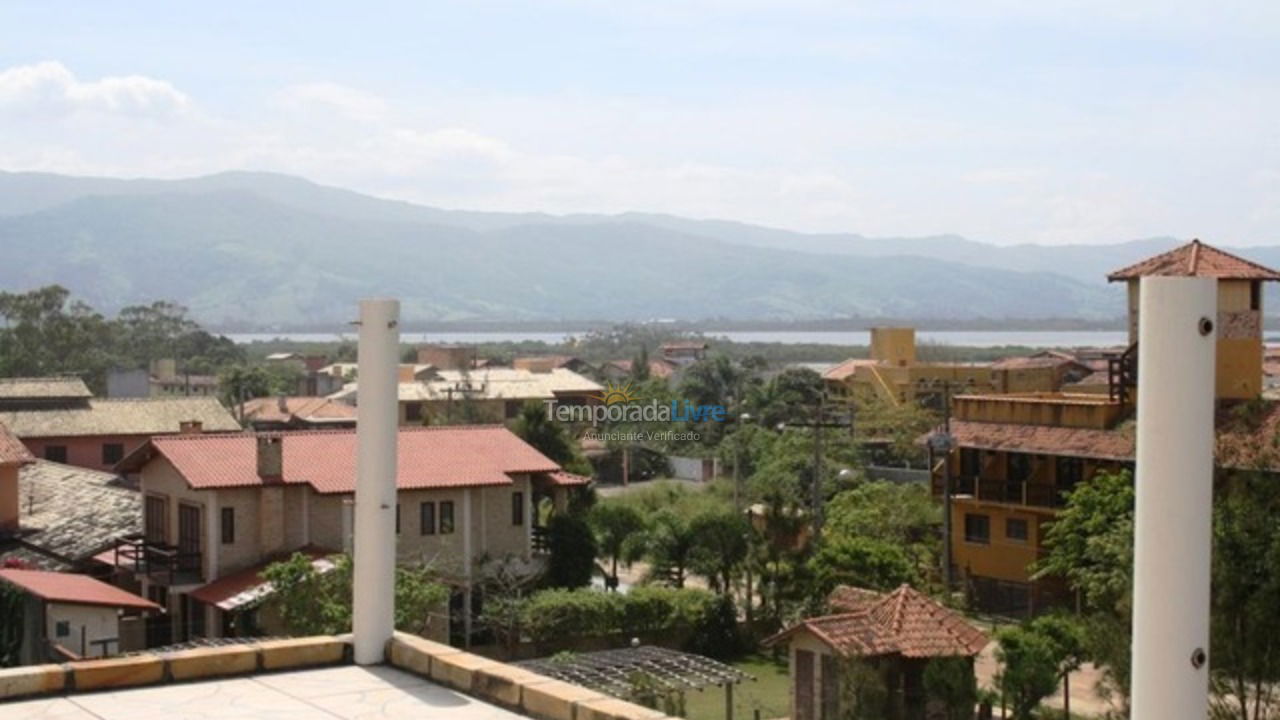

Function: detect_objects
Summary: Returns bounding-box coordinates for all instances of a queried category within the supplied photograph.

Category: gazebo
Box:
[517,645,753,719]
[766,584,988,720]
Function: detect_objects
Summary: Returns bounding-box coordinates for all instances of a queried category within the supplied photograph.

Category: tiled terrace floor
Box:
[4,664,527,720]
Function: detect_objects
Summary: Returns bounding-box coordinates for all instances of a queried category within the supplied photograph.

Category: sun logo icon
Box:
[597,381,639,406]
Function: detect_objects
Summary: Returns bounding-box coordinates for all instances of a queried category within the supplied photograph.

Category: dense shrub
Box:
[520,586,718,643]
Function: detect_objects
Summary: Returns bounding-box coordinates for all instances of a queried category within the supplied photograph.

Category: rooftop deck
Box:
[6,664,523,720]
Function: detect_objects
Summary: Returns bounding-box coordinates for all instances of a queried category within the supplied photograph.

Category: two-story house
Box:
[110,425,588,647]
[935,239,1280,614]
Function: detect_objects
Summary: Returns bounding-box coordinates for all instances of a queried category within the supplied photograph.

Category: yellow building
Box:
[824,328,1088,408]
[935,239,1280,614]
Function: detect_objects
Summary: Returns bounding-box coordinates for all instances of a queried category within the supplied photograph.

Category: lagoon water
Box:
[228,329,1131,348]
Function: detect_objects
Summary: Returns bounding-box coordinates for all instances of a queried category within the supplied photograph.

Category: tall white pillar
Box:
[352,299,400,665]
[1131,276,1216,720]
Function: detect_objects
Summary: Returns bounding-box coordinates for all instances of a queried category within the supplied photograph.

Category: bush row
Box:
[521,586,718,643]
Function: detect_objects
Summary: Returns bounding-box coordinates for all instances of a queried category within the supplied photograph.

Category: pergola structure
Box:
[517,645,753,719]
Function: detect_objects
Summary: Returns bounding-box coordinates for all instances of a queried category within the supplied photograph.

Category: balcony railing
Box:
[531,526,550,555]
[112,534,202,585]
[951,476,1065,509]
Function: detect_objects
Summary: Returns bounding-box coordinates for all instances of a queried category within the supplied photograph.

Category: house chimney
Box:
[0,465,19,532]
[256,435,283,480]
[179,420,203,435]
[277,395,289,414]
[1131,276,1215,720]
[353,299,399,665]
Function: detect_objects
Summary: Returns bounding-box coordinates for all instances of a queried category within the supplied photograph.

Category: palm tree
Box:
[588,503,646,590]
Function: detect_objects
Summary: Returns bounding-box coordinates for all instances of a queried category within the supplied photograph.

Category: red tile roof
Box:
[1108,239,1280,281]
[539,470,592,487]
[191,547,336,611]
[137,425,560,493]
[0,568,160,610]
[241,396,358,424]
[947,419,1136,461]
[769,585,987,659]
[823,358,878,381]
[0,422,34,466]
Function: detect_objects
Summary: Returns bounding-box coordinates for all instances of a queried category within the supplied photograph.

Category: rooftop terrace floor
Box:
[6,664,526,720]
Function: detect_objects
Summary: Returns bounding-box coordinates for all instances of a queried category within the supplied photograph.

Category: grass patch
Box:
[683,653,789,720]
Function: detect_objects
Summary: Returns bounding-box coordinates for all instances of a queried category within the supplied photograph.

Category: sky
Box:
[1,1,1279,245]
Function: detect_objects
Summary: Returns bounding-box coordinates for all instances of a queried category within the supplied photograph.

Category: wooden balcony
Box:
[952,476,1064,509]
[112,533,202,586]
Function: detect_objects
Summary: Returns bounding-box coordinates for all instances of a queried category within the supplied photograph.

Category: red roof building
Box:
[0,568,159,610]
[1107,239,1280,281]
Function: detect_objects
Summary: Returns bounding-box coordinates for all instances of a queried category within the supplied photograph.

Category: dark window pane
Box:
[1006,517,1028,542]
[221,507,235,544]
[102,443,125,466]
[512,491,524,526]
[45,445,67,463]
[964,513,990,544]
[420,502,436,535]
[440,501,455,534]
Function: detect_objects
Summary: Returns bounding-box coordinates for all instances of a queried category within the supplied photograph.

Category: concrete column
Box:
[1131,276,1215,720]
[352,299,400,665]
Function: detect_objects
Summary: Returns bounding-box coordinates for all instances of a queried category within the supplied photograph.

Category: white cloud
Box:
[0,61,189,116]
[278,82,388,123]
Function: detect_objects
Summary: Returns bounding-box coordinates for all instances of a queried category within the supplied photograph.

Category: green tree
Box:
[809,535,915,594]
[688,508,750,594]
[923,657,979,720]
[0,580,25,668]
[261,552,449,637]
[685,594,741,659]
[544,514,598,589]
[588,503,646,591]
[995,625,1061,720]
[1034,470,1134,707]
[639,509,700,588]
[1028,613,1087,719]
[513,400,588,472]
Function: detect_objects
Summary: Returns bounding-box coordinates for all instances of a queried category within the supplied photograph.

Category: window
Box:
[439,501,455,534]
[44,445,67,463]
[1006,517,1029,543]
[102,443,125,466]
[420,502,436,535]
[959,448,981,478]
[220,507,235,544]
[55,621,70,638]
[1006,453,1032,483]
[395,503,401,534]
[405,402,423,422]
[512,491,524,526]
[1056,456,1083,492]
[964,513,990,544]
[145,495,167,543]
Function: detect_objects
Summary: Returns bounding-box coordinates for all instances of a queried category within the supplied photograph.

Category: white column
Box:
[1131,276,1216,720]
[352,299,400,665]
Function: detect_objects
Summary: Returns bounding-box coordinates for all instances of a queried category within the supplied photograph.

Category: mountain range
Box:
[0,169,1268,329]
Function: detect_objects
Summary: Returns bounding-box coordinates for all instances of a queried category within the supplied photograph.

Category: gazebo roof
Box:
[766,585,988,659]
[516,645,752,697]
[1107,239,1280,282]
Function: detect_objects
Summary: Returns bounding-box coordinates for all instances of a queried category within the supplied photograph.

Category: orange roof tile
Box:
[191,547,336,611]
[769,585,987,659]
[134,425,559,493]
[0,422,34,466]
[241,396,358,424]
[823,358,878,381]
[0,568,160,610]
[540,470,592,487]
[828,585,883,613]
[1107,239,1280,281]
[947,419,1136,461]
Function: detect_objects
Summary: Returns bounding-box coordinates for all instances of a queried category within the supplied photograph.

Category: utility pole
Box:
[922,378,968,590]
[785,392,853,549]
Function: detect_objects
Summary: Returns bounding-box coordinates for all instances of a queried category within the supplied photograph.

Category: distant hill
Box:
[1,169,1264,328]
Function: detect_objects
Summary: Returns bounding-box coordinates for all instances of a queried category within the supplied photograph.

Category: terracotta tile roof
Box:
[0,397,240,438]
[0,376,92,401]
[769,585,987,659]
[1107,239,1280,281]
[0,568,160,610]
[828,585,883,613]
[191,547,336,611]
[990,352,1089,371]
[0,422,34,466]
[136,425,560,493]
[947,419,1136,461]
[822,358,878,381]
[606,359,678,379]
[539,470,592,487]
[241,396,358,424]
